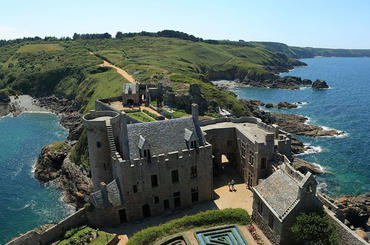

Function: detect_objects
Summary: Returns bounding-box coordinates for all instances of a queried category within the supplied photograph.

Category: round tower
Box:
[83,110,120,190]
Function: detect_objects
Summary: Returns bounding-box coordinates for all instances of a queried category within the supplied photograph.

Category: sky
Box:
[1,0,369,49]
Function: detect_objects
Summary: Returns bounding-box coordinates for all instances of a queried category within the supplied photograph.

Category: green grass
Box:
[17,43,64,53]
[127,208,251,245]
[48,141,71,151]
[127,112,155,122]
[59,226,114,245]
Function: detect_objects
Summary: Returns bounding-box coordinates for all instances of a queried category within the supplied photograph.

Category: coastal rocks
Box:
[264,101,299,109]
[292,157,324,175]
[38,96,83,140]
[242,76,312,90]
[271,112,344,137]
[60,112,83,141]
[0,90,10,104]
[57,153,93,208]
[34,141,92,208]
[34,142,71,182]
[335,193,370,231]
[312,79,329,89]
[276,101,298,109]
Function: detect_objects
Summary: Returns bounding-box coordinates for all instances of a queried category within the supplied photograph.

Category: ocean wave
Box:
[7,201,34,211]
[0,112,14,119]
[21,110,55,115]
[295,143,323,156]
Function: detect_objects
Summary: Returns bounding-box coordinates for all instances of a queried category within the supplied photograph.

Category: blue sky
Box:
[1,0,369,48]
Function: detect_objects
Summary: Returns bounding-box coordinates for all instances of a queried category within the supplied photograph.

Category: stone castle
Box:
[82,83,323,244]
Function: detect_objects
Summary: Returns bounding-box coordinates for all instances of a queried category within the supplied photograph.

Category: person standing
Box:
[231,179,235,191]
[228,181,232,191]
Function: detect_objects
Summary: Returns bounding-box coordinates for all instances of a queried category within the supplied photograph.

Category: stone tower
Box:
[83,110,120,190]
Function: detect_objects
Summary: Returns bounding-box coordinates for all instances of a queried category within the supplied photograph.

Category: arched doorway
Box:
[127,99,134,106]
[142,204,151,217]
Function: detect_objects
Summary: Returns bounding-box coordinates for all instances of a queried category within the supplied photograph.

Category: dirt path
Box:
[100,60,136,83]
[88,51,136,83]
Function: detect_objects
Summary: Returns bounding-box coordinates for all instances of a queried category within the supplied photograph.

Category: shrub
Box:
[127,208,250,245]
[291,209,339,245]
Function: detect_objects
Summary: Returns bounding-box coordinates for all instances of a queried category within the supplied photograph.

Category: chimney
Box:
[192,103,199,123]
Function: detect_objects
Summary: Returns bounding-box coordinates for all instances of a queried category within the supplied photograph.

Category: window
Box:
[268,214,274,229]
[171,170,179,183]
[154,196,159,204]
[190,165,197,178]
[249,151,254,166]
[144,149,150,158]
[96,141,101,148]
[190,140,197,148]
[133,185,138,193]
[258,199,263,214]
[241,142,246,157]
[191,187,199,203]
[163,199,170,210]
[103,162,106,171]
[151,174,158,187]
[173,192,181,208]
[261,158,266,170]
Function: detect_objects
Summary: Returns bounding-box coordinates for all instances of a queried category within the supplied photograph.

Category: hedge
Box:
[127,208,250,245]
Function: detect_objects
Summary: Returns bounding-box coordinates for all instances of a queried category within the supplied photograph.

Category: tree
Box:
[115,31,124,39]
[291,209,339,245]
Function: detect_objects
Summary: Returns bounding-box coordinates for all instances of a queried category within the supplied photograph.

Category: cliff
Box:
[34,141,92,208]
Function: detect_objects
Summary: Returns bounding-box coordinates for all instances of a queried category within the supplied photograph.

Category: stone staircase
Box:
[105,121,117,158]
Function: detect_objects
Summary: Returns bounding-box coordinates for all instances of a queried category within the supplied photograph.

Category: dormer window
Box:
[138,135,150,159]
[143,149,150,158]
[185,128,197,149]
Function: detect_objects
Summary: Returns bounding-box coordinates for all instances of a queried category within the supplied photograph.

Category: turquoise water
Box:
[232,57,370,196]
[0,113,72,244]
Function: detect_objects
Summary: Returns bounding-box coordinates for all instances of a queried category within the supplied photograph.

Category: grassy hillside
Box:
[0,36,300,116]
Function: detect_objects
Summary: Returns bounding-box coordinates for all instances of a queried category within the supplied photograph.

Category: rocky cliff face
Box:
[34,142,92,208]
[335,193,370,232]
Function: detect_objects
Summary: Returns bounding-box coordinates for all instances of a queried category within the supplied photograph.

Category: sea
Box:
[231,57,370,196]
[0,112,73,244]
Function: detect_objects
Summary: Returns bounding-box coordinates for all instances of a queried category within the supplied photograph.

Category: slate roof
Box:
[254,169,300,220]
[123,83,138,94]
[126,117,203,159]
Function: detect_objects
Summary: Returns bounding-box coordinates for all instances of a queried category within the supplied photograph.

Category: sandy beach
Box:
[0,95,50,117]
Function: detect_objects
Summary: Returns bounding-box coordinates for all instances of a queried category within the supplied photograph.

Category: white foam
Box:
[295,143,323,156]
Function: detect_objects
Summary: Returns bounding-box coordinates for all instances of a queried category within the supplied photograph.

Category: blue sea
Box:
[0,113,72,244]
[232,57,370,196]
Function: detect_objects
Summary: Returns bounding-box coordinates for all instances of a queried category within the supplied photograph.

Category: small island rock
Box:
[312,79,329,89]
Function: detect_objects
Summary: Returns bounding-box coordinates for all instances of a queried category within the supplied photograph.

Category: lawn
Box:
[59,226,114,245]
[127,111,155,122]
[17,43,64,53]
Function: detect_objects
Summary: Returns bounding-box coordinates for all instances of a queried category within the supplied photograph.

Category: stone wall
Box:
[7,208,87,245]
[326,210,368,245]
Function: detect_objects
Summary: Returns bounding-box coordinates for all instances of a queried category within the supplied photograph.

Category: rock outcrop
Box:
[34,142,92,208]
[38,96,83,140]
[271,112,344,137]
[335,193,370,231]
[242,76,312,90]
[312,79,329,89]
[34,142,71,182]
[292,157,324,175]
